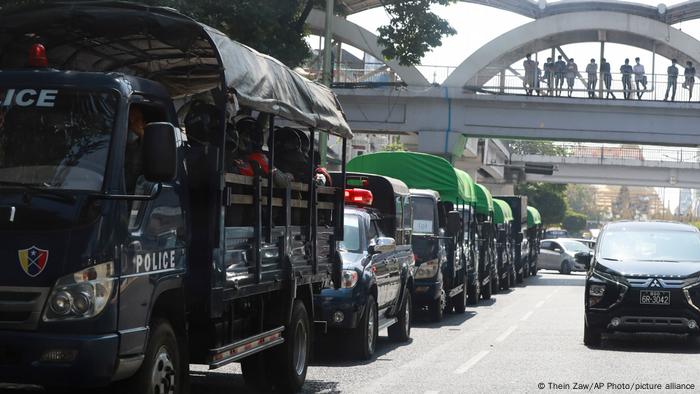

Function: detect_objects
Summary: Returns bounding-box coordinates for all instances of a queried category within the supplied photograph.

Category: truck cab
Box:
[494,195,530,284]
[316,174,414,359]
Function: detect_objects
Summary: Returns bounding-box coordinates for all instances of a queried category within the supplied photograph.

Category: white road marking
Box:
[535,300,545,308]
[521,310,534,321]
[424,391,440,394]
[545,289,559,300]
[454,350,490,374]
[496,325,518,342]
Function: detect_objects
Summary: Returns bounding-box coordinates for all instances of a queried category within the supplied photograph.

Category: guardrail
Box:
[512,143,700,163]
[469,67,700,102]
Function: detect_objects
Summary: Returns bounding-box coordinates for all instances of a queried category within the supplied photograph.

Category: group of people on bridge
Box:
[522,54,696,102]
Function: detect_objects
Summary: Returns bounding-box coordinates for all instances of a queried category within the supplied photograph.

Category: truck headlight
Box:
[341,270,359,288]
[415,260,439,279]
[43,262,115,321]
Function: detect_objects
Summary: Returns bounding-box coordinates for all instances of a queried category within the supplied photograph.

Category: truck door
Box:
[119,101,187,337]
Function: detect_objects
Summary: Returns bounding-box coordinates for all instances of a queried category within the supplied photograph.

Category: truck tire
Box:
[353,295,378,360]
[500,267,511,291]
[467,279,479,305]
[490,265,499,295]
[430,294,444,322]
[269,300,311,392]
[124,318,181,394]
[583,318,602,347]
[481,275,492,300]
[453,275,468,313]
[389,292,412,342]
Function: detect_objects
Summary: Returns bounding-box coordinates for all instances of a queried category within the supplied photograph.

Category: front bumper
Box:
[314,288,366,330]
[412,279,442,306]
[0,331,119,388]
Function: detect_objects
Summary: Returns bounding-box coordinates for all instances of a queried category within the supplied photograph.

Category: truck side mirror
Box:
[143,122,177,183]
[369,237,396,254]
[575,251,592,269]
[446,211,461,236]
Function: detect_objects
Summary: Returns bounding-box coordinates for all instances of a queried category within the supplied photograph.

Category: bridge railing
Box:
[515,143,700,163]
[469,67,700,102]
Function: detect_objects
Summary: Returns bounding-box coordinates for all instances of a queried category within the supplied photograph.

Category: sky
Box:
[308,0,700,211]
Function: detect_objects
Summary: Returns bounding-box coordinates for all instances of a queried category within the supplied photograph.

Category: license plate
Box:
[640,290,670,305]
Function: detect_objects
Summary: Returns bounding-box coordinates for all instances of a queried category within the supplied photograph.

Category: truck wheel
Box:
[389,292,412,342]
[353,295,378,360]
[516,266,524,284]
[467,279,479,305]
[430,295,444,322]
[583,318,602,347]
[501,267,511,291]
[124,318,181,394]
[490,266,499,295]
[453,275,468,313]
[270,300,310,392]
[560,260,572,275]
[481,276,492,300]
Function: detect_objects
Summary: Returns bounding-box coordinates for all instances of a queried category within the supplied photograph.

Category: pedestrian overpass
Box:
[308,0,700,188]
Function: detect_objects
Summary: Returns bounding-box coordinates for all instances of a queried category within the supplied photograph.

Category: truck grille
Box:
[0,287,49,330]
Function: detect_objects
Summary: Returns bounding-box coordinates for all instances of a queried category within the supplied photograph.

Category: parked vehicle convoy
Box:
[494,196,530,283]
[347,152,478,320]
[493,199,515,290]
[527,206,543,276]
[0,3,352,392]
[474,184,497,298]
[539,239,591,274]
[317,174,414,360]
[581,221,700,347]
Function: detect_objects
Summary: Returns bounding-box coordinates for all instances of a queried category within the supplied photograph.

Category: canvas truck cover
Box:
[527,206,542,228]
[0,1,352,138]
[474,184,494,216]
[493,199,514,224]
[347,152,476,204]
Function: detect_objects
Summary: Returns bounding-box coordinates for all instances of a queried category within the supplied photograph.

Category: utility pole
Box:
[319,0,334,167]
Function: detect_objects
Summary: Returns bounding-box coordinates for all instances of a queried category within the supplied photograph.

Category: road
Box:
[191,271,700,393]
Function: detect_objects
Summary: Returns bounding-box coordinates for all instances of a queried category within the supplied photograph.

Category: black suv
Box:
[582,221,700,346]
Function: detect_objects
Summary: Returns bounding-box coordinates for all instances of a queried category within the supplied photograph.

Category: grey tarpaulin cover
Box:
[0,1,352,138]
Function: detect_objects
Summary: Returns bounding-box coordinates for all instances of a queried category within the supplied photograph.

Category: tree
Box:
[562,211,587,235]
[566,184,601,220]
[506,140,567,156]
[516,183,567,225]
[377,0,457,66]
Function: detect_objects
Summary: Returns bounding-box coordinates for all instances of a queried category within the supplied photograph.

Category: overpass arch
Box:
[306,8,430,86]
[442,11,700,88]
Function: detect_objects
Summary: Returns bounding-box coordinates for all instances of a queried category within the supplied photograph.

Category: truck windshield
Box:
[340,214,362,253]
[0,89,117,192]
[412,197,435,234]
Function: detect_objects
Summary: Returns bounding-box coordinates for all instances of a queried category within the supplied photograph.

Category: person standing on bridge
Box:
[565,58,578,97]
[601,58,615,99]
[555,55,566,96]
[620,59,633,100]
[664,58,679,101]
[523,54,537,96]
[586,59,597,98]
[633,57,647,100]
[544,57,554,96]
[683,61,696,101]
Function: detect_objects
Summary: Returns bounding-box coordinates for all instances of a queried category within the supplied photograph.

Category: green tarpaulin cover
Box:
[527,206,542,227]
[347,152,476,204]
[474,184,494,215]
[493,199,513,224]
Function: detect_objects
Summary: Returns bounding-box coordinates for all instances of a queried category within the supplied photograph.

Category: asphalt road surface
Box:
[191,271,700,393]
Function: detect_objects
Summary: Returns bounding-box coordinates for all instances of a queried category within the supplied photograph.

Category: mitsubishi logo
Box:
[650,279,663,288]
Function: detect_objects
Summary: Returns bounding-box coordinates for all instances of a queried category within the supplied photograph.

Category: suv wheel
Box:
[389,292,411,342]
[560,260,572,275]
[583,317,602,347]
[354,295,378,360]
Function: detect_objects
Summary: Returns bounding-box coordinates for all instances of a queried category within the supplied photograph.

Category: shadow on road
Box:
[526,271,586,287]
[190,371,341,394]
[312,334,413,367]
[598,332,700,354]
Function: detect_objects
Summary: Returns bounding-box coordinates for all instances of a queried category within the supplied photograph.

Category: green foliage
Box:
[566,184,602,219]
[377,0,457,66]
[562,211,587,234]
[383,136,405,151]
[516,183,567,225]
[507,140,568,156]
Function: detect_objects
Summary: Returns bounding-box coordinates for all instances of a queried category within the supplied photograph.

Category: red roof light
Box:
[29,44,48,68]
[344,188,373,206]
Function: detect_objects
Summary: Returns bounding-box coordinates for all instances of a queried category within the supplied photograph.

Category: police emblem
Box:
[18,246,49,277]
